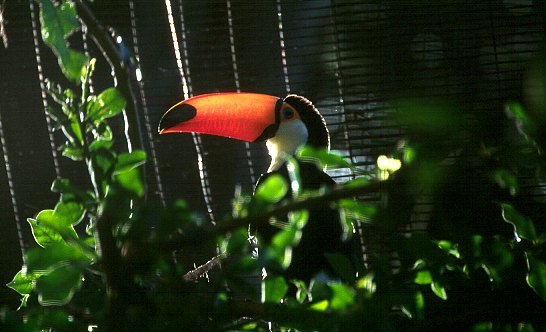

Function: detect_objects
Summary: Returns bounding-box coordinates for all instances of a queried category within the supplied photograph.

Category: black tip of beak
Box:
[158,103,197,133]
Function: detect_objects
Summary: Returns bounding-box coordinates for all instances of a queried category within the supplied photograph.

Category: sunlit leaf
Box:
[7,270,39,296]
[87,88,126,121]
[292,279,309,303]
[329,283,355,310]
[27,201,84,247]
[525,252,546,301]
[339,199,376,221]
[356,273,376,298]
[298,145,352,169]
[25,243,91,275]
[343,177,369,189]
[500,203,538,243]
[415,291,425,320]
[28,218,68,248]
[60,142,84,161]
[431,281,447,300]
[309,299,329,311]
[35,265,83,306]
[114,150,147,175]
[262,276,288,303]
[414,270,432,285]
[115,167,144,197]
[39,0,88,81]
[255,174,288,203]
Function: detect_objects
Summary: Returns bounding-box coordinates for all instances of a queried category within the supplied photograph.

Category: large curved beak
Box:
[158,92,283,142]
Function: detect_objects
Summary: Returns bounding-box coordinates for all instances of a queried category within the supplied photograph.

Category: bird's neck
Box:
[266,120,308,172]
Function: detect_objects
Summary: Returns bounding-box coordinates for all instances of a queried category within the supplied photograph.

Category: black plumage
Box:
[254,95,353,281]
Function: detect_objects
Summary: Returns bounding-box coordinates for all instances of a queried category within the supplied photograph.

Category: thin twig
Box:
[183,254,225,282]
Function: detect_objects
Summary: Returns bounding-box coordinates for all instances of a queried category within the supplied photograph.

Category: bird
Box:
[158,92,353,281]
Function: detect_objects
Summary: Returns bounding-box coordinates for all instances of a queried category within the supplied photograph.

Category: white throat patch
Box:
[266,120,308,172]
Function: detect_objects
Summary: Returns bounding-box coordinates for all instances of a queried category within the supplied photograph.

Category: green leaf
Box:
[255,174,288,203]
[414,270,432,285]
[51,178,95,204]
[35,265,83,306]
[39,0,88,81]
[325,253,355,283]
[329,282,355,310]
[414,291,425,320]
[500,203,538,243]
[25,242,92,274]
[525,252,546,301]
[115,167,144,197]
[7,270,39,295]
[262,276,288,303]
[60,142,84,161]
[87,88,126,121]
[28,218,67,248]
[309,299,329,311]
[298,145,352,169]
[339,199,376,221]
[224,228,249,253]
[343,177,369,189]
[28,201,84,247]
[431,281,447,300]
[356,273,376,298]
[292,280,309,303]
[89,139,113,153]
[114,150,147,175]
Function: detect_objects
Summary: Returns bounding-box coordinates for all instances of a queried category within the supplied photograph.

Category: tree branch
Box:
[160,180,387,253]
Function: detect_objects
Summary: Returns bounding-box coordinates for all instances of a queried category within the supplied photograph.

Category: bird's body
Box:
[159,93,353,281]
[255,159,349,280]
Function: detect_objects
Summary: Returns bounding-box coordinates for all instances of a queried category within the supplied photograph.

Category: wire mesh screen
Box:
[0,0,545,305]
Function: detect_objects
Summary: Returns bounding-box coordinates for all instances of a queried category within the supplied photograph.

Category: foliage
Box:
[2,0,546,331]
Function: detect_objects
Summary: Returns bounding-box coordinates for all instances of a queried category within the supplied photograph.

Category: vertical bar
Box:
[165,0,215,224]
[129,0,166,206]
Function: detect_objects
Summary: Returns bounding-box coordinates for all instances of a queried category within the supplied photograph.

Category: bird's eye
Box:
[283,107,294,119]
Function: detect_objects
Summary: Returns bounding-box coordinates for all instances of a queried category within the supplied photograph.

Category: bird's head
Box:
[159,92,329,171]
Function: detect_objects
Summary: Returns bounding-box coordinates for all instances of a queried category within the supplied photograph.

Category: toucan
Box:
[158,93,352,281]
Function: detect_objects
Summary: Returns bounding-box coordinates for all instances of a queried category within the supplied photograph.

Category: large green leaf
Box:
[526,252,546,301]
[87,88,126,121]
[431,281,447,300]
[35,265,83,306]
[6,270,39,296]
[28,201,84,247]
[298,145,352,169]
[255,174,288,203]
[114,150,147,175]
[262,276,288,303]
[39,0,88,81]
[329,282,355,310]
[25,243,92,275]
[115,167,145,197]
[28,218,68,248]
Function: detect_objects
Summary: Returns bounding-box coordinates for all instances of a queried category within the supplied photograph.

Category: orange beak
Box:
[158,92,283,142]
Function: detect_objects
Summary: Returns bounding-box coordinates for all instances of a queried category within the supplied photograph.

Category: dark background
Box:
[0,0,544,307]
